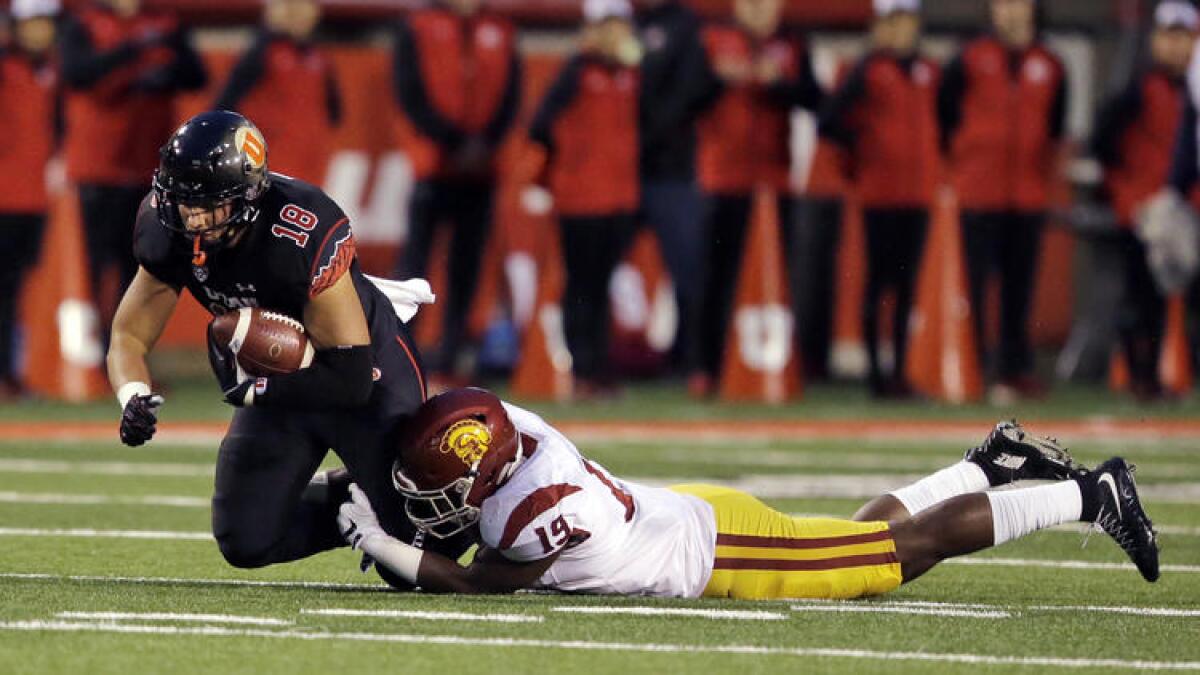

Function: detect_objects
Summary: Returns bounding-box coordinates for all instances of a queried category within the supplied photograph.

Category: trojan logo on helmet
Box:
[392,388,525,538]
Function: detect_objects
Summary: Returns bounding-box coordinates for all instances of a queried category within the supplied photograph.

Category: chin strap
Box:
[191,236,207,267]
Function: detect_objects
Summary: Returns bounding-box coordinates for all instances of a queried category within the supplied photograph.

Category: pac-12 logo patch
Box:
[439,420,491,466]
[235,126,267,168]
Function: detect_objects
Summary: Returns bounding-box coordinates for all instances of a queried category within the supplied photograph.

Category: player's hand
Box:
[207,322,252,405]
[338,484,387,552]
[119,393,165,447]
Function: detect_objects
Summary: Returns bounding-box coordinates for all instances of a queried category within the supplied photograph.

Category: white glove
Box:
[337,484,387,552]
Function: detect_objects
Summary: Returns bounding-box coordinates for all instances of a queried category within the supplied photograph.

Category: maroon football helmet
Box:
[392,388,524,538]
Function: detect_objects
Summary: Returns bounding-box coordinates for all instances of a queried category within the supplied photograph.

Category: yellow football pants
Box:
[671,484,903,600]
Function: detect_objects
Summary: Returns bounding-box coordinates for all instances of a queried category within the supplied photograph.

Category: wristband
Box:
[363,537,425,585]
[117,381,152,408]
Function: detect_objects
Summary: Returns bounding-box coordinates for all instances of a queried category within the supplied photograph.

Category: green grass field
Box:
[1,378,1198,673]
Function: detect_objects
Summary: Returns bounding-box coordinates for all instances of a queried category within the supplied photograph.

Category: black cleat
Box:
[1089,457,1160,582]
[965,421,1087,486]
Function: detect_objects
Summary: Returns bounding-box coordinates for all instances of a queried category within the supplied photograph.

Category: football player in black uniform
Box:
[106,110,467,583]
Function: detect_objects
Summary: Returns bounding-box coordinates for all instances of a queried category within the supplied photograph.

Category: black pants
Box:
[558,213,637,381]
[1117,230,1164,389]
[863,208,929,391]
[694,193,793,379]
[78,184,144,344]
[398,179,494,375]
[960,210,1044,379]
[0,213,46,382]
[210,324,471,582]
[640,179,705,373]
[786,197,842,381]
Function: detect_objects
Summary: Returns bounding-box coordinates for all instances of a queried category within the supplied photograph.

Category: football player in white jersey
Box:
[336,388,1160,599]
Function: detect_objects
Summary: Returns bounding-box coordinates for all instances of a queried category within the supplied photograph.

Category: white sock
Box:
[889,461,992,516]
[986,481,1083,546]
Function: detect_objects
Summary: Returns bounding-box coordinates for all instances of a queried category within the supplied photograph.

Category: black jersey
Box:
[134,173,427,417]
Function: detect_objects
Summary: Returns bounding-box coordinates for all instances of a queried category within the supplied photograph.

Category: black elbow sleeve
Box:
[255,345,374,409]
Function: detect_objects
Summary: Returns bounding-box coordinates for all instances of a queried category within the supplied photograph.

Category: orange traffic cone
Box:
[510,216,573,401]
[23,187,109,401]
[905,188,983,403]
[718,186,801,403]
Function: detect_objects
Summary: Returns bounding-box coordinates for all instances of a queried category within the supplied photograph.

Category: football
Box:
[209,308,314,377]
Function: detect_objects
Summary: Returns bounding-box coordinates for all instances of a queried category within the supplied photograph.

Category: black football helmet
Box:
[152,110,270,260]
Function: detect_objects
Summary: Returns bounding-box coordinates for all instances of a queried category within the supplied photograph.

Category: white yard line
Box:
[1,530,1197,575]
[0,527,211,540]
[550,607,787,620]
[943,557,1200,574]
[789,604,1011,619]
[0,621,1197,670]
[0,572,388,592]
[791,600,1200,618]
[1029,605,1200,618]
[57,611,292,626]
[0,459,212,477]
[302,609,541,623]
[0,491,209,508]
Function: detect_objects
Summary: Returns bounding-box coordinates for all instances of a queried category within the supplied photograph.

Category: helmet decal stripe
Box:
[498,483,582,550]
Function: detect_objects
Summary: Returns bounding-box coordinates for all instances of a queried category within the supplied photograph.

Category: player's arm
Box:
[108,267,180,446]
[219,271,374,409]
[380,539,558,594]
[338,485,556,594]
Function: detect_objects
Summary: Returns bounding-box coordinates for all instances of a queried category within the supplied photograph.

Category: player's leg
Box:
[211,407,341,568]
[672,483,903,600]
[438,182,493,376]
[853,421,1085,522]
[891,457,1159,583]
[997,211,1044,382]
[889,209,928,388]
[861,209,889,394]
[696,195,752,381]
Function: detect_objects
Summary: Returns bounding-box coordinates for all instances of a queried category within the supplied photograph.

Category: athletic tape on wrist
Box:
[365,537,425,585]
[117,382,152,409]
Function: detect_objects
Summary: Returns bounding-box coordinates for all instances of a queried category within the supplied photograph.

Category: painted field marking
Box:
[789,604,1011,619]
[944,557,1200,574]
[791,600,1200,618]
[1030,605,1200,618]
[550,607,788,621]
[0,459,212,477]
[302,609,541,623]
[0,527,211,541]
[0,491,209,508]
[57,611,293,626]
[1,621,1198,670]
[0,572,388,592]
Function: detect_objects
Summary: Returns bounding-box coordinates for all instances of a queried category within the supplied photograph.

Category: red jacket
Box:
[61,6,204,186]
[696,26,821,194]
[215,34,340,185]
[529,55,639,216]
[820,52,940,209]
[1096,69,1185,227]
[393,8,520,181]
[942,37,1067,211]
[0,53,57,213]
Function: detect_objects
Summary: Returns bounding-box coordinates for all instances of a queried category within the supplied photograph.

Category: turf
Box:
[1,380,1198,673]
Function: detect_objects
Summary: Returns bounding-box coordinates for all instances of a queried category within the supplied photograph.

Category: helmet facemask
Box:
[393,432,525,539]
[153,171,265,259]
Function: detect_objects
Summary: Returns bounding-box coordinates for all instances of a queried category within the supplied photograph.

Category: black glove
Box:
[119,393,165,447]
[207,323,255,406]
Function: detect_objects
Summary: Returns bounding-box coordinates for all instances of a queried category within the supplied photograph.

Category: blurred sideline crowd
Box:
[2,0,1199,404]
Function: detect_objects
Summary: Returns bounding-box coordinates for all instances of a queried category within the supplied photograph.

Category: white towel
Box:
[365,275,436,324]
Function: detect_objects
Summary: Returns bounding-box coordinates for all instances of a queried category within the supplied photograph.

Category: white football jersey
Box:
[477,403,717,597]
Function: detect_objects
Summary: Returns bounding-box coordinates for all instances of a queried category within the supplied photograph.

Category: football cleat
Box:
[964,421,1088,486]
[1089,457,1160,582]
